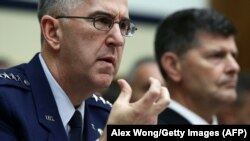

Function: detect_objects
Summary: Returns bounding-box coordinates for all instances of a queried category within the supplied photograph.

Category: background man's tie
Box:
[69,110,82,141]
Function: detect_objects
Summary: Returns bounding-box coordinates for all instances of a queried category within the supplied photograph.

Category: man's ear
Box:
[161,52,182,82]
[41,15,61,50]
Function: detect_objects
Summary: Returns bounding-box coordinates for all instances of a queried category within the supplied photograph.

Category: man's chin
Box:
[96,75,113,88]
[221,91,237,103]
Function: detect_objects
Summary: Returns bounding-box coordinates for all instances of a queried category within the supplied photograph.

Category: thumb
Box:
[115,79,132,103]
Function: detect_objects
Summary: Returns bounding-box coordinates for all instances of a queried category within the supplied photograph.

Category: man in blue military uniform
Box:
[0,55,111,141]
[0,0,170,141]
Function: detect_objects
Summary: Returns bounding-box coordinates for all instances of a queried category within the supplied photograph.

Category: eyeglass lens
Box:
[93,16,136,36]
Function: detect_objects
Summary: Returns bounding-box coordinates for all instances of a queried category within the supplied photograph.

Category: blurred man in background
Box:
[126,57,165,102]
[155,8,240,124]
[0,58,10,69]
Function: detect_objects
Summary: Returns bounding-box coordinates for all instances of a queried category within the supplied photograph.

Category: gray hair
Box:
[37,0,83,23]
[37,0,83,45]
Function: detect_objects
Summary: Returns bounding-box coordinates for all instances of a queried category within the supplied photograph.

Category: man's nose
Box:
[106,23,125,47]
[225,55,240,73]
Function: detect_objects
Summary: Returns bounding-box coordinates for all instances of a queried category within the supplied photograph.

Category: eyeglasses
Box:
[56,15,137,37]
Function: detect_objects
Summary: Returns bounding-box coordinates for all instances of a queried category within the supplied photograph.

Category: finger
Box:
[153,87,171,114]
[139,77,162,106]
[115,79,132,103]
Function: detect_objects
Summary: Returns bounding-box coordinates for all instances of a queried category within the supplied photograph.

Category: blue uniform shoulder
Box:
[0,65,31,91]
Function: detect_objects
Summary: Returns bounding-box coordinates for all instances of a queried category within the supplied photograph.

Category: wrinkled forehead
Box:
[194,33,238,54]
[73,0,129,18]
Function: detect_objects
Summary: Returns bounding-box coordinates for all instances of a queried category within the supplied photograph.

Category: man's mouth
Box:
[222,80,237,88]
[97,56,115,66]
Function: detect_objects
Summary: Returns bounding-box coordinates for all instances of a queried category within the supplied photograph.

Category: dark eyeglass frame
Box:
[55,15,137,37]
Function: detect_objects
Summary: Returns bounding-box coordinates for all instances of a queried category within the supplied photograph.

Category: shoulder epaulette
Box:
[0,71,31,90]
[88,94,112,108]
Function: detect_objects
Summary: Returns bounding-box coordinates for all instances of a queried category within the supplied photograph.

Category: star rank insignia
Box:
[0,72,30,86]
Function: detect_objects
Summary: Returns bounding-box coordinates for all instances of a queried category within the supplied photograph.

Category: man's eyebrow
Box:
[88,11,113,17]
[88,11,130,20]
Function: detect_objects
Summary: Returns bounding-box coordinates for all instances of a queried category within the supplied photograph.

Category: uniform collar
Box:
[38,53,85,135]
[25,53,68,141]
[169,100,218,125]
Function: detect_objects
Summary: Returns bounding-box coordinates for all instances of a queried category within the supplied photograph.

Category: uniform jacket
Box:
[0,53,112,141]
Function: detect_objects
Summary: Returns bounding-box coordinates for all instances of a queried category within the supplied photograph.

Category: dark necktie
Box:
[69,110,82,141]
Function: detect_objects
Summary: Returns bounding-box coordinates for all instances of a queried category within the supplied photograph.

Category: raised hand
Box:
[107,77,170,124]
